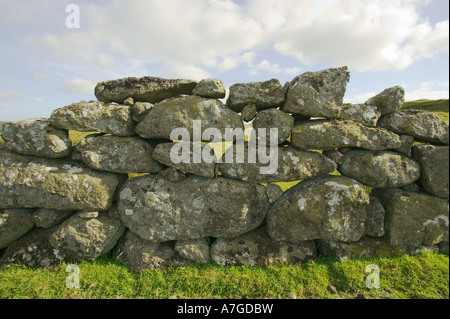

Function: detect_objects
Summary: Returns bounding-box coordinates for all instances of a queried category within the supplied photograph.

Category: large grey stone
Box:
[393,135,415,155]
[338,150,420,188]
[132,102,154,122]
[135,95,244,141]
[118,174,270,242]
[49,211,126,260]
[266,183,284,204]
[412,145,449,198]
[365,86,405,115]
[50,100,135,137]
[2,118,72,159]
[378,110,449,144]
[226,79,285,112]
[152,141,216,178]
[241,104,257,122]
[338,103,381,127]
[282,66,350,118]
[32,209,75,229]
[373,188,449,246]
[218,144,337,183]
[291,120,402,151]
[318,236,438,261]
[0,208,35,249]
[267,176,370,242]
[211,226,317,266]
[95,76,198,104]
[192,78,226,99]
[115,231,190,272]
[365,194,385,237]
[174,238,211,264]
[72,135,163,174]
[0,150,119,211]
[252,108,294,144]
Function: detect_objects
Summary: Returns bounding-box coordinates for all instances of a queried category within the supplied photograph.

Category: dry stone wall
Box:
[0,66,449,271]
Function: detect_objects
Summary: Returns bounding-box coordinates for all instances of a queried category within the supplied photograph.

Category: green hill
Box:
[401,99,449,123]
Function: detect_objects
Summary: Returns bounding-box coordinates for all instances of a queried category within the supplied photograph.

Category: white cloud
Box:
[59,78,97,94]
[0,89,23,100]
[33,72,51,80]
[405,82,450,101]
[28,97,45,104]
[164,63,210,81]
[0,103,12,109]
[344,92,377,104]
[249,59,302,76]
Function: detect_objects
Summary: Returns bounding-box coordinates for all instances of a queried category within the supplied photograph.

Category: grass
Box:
[401,99,449,124]
[0,251,448,299]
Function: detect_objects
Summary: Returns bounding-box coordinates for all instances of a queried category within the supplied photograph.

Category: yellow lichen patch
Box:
[69,130,100,146]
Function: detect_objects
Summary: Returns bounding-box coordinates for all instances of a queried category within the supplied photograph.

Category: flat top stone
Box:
[192,78,226,99]
[365,86,405,115]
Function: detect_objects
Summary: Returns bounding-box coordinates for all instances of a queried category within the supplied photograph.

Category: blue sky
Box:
[0,0,448,121]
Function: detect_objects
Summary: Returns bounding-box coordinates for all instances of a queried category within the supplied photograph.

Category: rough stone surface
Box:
[268,176,370,242]
[373,188,449,246]
[0,227,76,267]
[50,100,135,136]
[291,120,402,151]
[73,135,163,174]
[192,78,226,99]
[118,174,270,242]
[338,150,421,188]
[266,183,284,204]
[132,102,154,122]
[318,236,438,261]
[241,104,257,122]
[226,79,285,112]
[95,76,198,104]
[2,118,72,159]
[152,142,216,178]
[393,135,414,155]
[123,97,134,106]
[0,150,119,211]
[32,209,75,229]
[378,110,449,145]
[49,211,126,259]
[115,231,190,272]
[136,95,244,141]
[219,144,337,183]
[0,209,35,249]
[412,145,449,198]
[211,226,317,266]
[158,167,187,183]
[365,86,405,115]
[338,103,381,127]
[252,109,294,144]
[282,66,350,118]
[323,150,346,165]
[365,194,385,237]
[438,241,449,255]
[174,238,211,264]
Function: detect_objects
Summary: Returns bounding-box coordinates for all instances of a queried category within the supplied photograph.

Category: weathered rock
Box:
[118,174,270,242]
[132,102,154,122]
[192,78,226,99]
[49,211,126,259]
[50,100,135,136]
[152,142,216,178]
[322,150,346,165]
[373,188,449,246]
[365,86,405,115]
[32,209,75,229]
[241,104,257,122]
[291,120,402,151]
[252,109,294,144]
[226,79,285,112]
[0,209,35,249]
[136,95,244,141]
[95,76,198,104]
[219,144,337,183]
[318,236,438,261]
[268,176,370,242]
[338,103,381,127]
[338,150,420,188]
[2,118,72,159]
[158,167,187,183]
[266,183,284,204]
[211,226,317,266]
[438,241,449,255]
[73,135,163,174]
[402,183,421,193]
[393,135,414,155]
[365,194,385,237]
[115,231,190,272]
[282,66,350,118]
[378,110,449,144]
[0,227,76,267]
[123,97,134,106]
[0,150,119,211]
[174,238,211,264]
[412,145,449,198]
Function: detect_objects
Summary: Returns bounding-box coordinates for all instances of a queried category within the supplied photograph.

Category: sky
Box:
[0,0,448,121]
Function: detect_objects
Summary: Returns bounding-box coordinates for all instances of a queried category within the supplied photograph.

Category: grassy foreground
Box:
[0,252,448,299]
